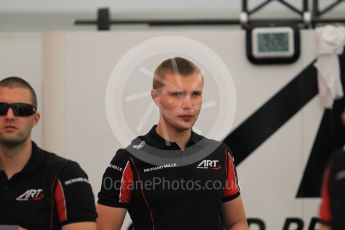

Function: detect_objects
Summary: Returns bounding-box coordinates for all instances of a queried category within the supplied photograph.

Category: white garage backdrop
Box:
[40,29,322,229]
[0,33,43,146]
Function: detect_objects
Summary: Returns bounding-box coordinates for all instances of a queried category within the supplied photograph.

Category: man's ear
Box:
[151,89,160,106]
[33,112,40,127]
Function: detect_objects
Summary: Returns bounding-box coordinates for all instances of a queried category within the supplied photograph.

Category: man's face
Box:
[152,72,203,132]
[0,87,40,146]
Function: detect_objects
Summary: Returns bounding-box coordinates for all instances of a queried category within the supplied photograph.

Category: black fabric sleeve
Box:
[97,149,133,209]
[55,161,97,225]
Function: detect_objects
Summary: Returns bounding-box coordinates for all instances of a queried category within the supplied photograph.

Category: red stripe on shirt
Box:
[320,165,332,223]
[119,161,133,203]
[55,180,67,222]
[130,158,155,230]
[50,176,57,230]
[224,150,240,197]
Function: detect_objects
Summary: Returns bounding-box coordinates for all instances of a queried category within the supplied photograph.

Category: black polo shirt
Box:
[0,142,97,229]
[98,126,240,230]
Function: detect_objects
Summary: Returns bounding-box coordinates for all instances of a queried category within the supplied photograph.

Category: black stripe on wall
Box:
[223,62,318,164]
[223,50,345,198]
[296,109,334,197]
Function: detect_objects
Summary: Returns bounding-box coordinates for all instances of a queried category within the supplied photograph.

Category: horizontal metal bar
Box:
[75,19,241,26]
[75,18,345,27]
[312,18,345,23]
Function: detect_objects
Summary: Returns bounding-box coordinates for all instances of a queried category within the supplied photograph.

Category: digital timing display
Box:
[246,26,300,64]
[257,32,289,52]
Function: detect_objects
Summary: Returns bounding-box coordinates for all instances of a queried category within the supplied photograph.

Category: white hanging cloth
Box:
[314,25,345,109]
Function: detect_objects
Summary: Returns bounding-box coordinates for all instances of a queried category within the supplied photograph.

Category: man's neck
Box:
[156,123,191,151]
[0,140,32,179]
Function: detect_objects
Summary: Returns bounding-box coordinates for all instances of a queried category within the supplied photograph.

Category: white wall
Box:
[0,28,326,229]
[0,33,43,145]
[40,29,323,229]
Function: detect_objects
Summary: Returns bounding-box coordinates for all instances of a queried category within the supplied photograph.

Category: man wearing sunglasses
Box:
[0,77,97,229]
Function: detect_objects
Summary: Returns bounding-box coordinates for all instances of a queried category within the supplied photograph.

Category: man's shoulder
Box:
[125,135,147,150]
[330,147,345,170]
[196,137,235,161]
[40,148,71,166]
[332,146,345,159]
[34,145,83,175]
[201,136,223,146]
[108,136,146,162]
[196,136,229,152]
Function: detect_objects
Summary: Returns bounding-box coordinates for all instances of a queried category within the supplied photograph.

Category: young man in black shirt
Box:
[0,76,97,229]
[97,57,248,230]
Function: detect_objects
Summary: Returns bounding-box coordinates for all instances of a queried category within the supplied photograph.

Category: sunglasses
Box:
[0,102,37,116]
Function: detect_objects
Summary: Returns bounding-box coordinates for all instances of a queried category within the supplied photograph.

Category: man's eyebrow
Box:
[168,90,185,95]
[168,88,184,91]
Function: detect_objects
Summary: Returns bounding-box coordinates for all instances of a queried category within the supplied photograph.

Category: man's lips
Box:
[3,125,18,131]
[178,115,194,121]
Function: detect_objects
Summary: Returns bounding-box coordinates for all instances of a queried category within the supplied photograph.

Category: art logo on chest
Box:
[16,189,45,201]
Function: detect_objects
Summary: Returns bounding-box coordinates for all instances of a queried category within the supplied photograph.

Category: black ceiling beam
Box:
[74,1,345,30]
[244,0,304,16]
[303,0,309,11]
[75,17,345,28]
[243,0,248,12]
[75,18,241,27]
[313,0,345,17]
[278,0,303,15]
[248,0,271,15]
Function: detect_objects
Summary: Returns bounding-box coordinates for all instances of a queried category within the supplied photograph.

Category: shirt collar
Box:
[144,125,202,150]
[21,141,46,174]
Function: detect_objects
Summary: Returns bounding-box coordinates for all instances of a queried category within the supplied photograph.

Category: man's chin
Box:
[176,122,194,131]
[0,137,26,148]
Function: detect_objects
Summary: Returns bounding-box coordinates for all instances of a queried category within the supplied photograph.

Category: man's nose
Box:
[4,108,16,119]
[182,96,192,109]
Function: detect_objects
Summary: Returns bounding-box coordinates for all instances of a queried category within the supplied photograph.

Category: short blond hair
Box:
[153,57,202,90]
